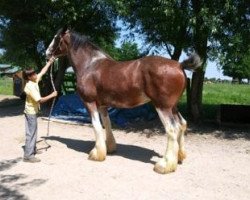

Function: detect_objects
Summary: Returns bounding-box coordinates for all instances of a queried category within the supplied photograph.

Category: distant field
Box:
[202,83,250,120]
[202,83,250,105]
[0,77,13,95]
[179,82,250,120]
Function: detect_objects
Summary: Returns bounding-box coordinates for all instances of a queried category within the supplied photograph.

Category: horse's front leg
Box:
[85,102,107,161]
[99,107,117,154]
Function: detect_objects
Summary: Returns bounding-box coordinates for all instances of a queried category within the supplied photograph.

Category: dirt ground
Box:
[0,95,250,200]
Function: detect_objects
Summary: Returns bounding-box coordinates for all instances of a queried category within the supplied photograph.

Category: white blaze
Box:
[46,37,56,57]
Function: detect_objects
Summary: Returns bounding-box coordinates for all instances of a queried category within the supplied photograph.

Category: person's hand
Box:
[48,56,56,64]
[51,91,58,97]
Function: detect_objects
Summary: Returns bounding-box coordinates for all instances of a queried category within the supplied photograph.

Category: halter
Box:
[50,31,69,58]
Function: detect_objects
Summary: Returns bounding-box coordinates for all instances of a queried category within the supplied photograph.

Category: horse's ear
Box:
[62,25,68,34]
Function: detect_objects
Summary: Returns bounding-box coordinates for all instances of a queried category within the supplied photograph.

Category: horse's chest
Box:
[77,76,97,101]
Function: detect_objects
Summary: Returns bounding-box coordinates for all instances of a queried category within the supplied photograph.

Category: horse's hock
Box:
[217,104,250,124]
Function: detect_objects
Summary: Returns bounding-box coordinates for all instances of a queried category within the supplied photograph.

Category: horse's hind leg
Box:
[176,112,187,164]
[154,108,179,174]
[99,107,117,154]
[85,102,107,161]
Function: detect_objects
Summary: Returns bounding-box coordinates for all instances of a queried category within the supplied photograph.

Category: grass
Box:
[0,77,13,95]
[179,82,250,120]
[202,83,250,120]
[202,83,250,105]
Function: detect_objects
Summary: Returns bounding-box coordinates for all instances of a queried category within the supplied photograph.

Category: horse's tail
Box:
[181,53,202,71]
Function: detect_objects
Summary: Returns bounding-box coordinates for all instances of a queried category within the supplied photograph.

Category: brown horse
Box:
[46,27,201,174]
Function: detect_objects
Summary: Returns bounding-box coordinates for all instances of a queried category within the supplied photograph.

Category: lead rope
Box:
[43,60,56,150]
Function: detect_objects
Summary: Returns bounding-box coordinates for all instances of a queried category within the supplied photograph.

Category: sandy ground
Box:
[0,95,250,200]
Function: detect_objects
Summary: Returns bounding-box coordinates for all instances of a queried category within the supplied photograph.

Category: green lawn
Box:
[202,83,250,120]
[0,77,13,95]
[179,82,250,120]
[203,83,250,105]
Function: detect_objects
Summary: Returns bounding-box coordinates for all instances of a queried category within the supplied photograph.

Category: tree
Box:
[0,0,119,95]
[242,50,250,83]
[116,42,145,61]
[209,0,250,83]
[114,0,250,122]
[0,0,118,68]
[222,48,250,83]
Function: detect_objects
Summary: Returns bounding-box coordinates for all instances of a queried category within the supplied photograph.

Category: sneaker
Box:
[23,157,41,163]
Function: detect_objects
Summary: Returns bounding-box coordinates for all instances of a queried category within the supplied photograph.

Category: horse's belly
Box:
[99,91,150,108]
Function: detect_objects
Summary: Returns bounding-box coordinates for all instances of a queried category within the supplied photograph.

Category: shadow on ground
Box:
[112,117,250,140]
[0,157,47,200]
[0,97,24,118]
[47,136,161,164]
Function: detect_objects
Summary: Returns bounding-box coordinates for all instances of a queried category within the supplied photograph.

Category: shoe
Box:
[23,157,41,163]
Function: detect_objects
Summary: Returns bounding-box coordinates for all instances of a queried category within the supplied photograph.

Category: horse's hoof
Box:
[88,146,106,161]
[107,143,117,154]
[178,150,187,164]
[153,158,177,174]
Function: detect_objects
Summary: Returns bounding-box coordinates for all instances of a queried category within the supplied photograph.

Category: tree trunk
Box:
[189,68,205,123]
[172,47,182,61]
[188,0,208,123]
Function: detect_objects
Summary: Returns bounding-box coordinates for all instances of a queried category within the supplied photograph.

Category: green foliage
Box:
[210,0,250,80]
[116,42,143,61]
[221,46,250,81]
[0,0,118,69]
[116,0,192,59]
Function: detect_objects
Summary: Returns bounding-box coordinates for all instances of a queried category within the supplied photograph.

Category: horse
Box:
[46,27,201,174]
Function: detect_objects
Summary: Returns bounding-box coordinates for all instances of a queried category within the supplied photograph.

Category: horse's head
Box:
[46,26,70,59]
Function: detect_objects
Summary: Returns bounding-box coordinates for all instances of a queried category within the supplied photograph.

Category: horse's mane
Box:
[70,31,89,50]
[68,30,113,60]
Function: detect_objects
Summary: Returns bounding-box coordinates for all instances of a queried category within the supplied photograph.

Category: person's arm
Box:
[37,57,56,81]
[39,91,58,103]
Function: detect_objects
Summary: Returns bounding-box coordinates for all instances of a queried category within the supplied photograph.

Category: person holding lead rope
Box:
[22,56,57,163]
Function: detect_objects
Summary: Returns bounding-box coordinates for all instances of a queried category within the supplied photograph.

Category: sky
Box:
[204,62,231,80]
[185,60,231,80]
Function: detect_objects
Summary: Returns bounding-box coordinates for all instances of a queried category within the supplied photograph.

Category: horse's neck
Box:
[68,47,108,75]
